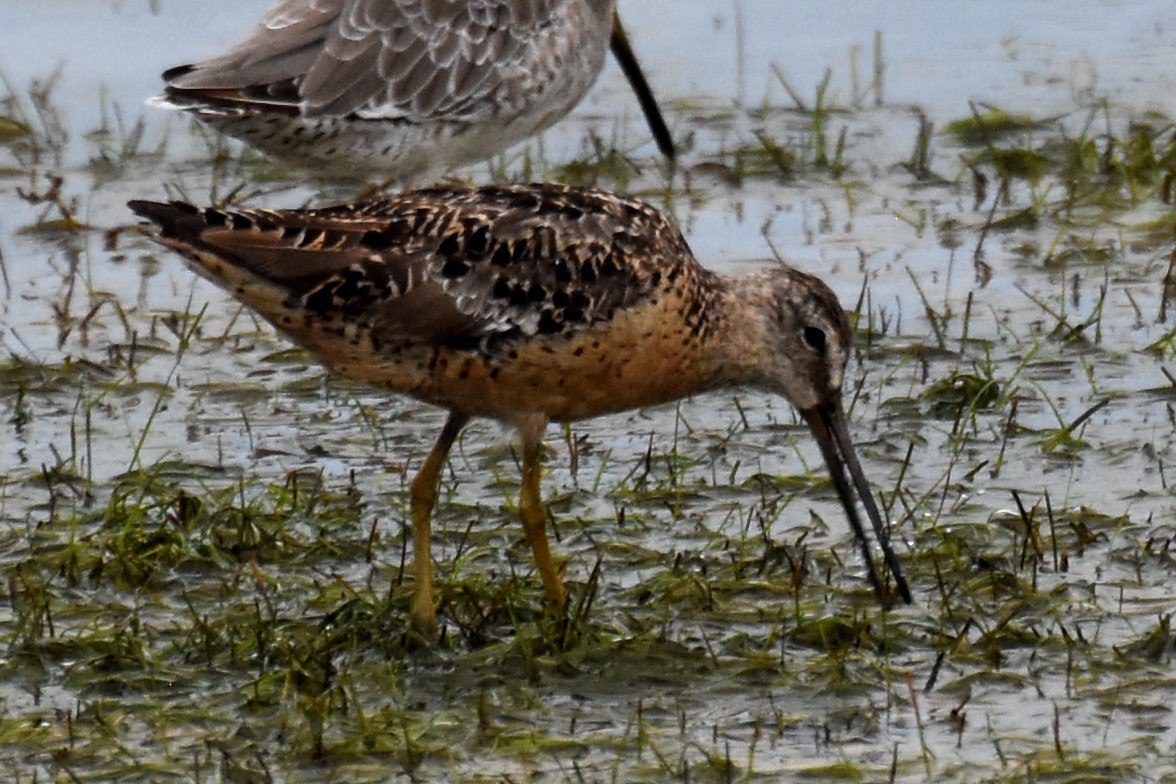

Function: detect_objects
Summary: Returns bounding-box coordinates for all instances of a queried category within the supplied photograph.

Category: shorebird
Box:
[153,0,674,182]
[128,183,911,638]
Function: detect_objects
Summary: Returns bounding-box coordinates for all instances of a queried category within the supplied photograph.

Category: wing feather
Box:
[131,184,697,356]
[162,0,592,122]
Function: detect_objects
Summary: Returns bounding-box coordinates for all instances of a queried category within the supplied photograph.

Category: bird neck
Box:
[701,269,780,390]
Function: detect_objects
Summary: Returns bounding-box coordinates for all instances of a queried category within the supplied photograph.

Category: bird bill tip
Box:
[801,402,912,605]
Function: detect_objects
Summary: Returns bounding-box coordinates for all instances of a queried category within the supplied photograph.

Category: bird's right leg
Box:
[409,411,469,639]
[517,414,568,613]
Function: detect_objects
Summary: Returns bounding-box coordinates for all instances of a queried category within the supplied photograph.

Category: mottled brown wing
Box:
[129,184,697,355]
[363,184,694,352]
[163,0,572,120]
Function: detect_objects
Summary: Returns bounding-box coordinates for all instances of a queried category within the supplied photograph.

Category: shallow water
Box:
[2,0,1176,781]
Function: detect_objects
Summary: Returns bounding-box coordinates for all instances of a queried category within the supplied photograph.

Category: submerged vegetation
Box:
[1,14,1176,784]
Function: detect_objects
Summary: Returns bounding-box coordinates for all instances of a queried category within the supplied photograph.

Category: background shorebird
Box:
[152,0,675,183]
[128,183,910,638]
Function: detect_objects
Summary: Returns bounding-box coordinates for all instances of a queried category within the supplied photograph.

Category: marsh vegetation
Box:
[1,2,1176,781]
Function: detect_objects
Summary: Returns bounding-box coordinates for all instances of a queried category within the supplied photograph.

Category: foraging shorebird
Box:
[153,0,674,182]
[128,183,911,637]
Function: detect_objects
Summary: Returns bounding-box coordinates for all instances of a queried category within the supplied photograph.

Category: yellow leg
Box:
[517,418,567,612]
[409,411,468,639]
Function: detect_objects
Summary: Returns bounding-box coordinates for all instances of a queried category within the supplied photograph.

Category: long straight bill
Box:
[609,12,676,162]
[803,402,912,604]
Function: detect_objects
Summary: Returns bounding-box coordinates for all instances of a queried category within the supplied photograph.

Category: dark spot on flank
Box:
[465,225,490,257]
[334,275,364,302]
[509,286,530,307]
[441,257,471,278]
[438,232,461,256]
[361,229,393,250]
[573,346,585,356]
[553,259,573,283]
[537,310,561,334]
[444,335,481,351]
[305,282,338,312]
[491,243,512,267]
[412,207,432,231]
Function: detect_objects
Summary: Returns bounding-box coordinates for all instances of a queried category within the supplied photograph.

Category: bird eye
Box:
[803,326,827,353]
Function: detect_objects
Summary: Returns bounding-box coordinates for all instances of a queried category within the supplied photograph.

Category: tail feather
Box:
[127,200,203,240]
[128,199,299,316]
